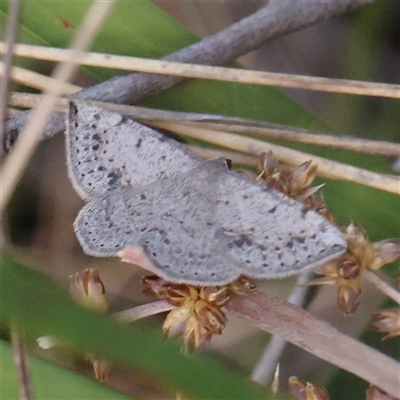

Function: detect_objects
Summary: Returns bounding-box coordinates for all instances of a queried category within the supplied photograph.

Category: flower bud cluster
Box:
[69,268,111,381]
[310,225,400,314]
[141,275,254,348]
[288,376,330,400]
[257,151,334,221]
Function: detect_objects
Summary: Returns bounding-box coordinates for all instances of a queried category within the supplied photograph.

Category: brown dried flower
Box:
[256,152,334,221]
[69,268,109,313]
[92,358,111,382]
[141,275,254,348]
[370,239,400,271]
[85,353,111,382]
[309,223,400,314]
[69,268,111,381]
[371,307,400,340]
[366,384,399,400]
[257,151,290,194]
[288,376,330,400]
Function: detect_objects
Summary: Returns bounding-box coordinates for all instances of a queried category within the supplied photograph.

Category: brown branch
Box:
[3,0,374,153]
[251,272,313,385]
[226,290,400,398]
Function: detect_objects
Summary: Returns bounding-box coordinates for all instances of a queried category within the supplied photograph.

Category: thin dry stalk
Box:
[114,300,174,324]
[226,290,400,398]
[0,0,21,146]
[3,0,375,149]
[0,0,115,211]
[11,323,35,400]
[9,91,68,110]
[188,122,400,158]
[0,62,81,94]
[7,92,398,194]
[186,145,258,166]
[1,42,399,99]
[364,272,400,306]
[151,121,400,195]
[9,92,399,158]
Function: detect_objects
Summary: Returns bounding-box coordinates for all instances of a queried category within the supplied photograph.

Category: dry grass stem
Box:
[9,91,69,110]
[114,300,174,324]
[7,92,398,194]
[0,0,21,145]
[364,272,400,306]
[0,0,115,211]
[271,364,280,394]
[2,42,399,99]
[150,121,400,195]
[226,290,400,398]
[0,62,81,95]
[9,93,399,158]
[186,145,258,166]
[189,122,400,158]
[1,1,380,146]
[11,323,35,400]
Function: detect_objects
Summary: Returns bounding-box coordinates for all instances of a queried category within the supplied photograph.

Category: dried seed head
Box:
[339,258,361,280]
[141,275,166,298]
[164,284,199,307]
[86,353,111,382]
[289,160,317,195]
[371,307,400,340]
[345,223,374,267]
[256,152,331,220]
[366,384,398,400]
[163,301,196,337]
[309,222,399,315]
[257,151,290,194]
[272,363,280,394]
[92,359,111,382]
[141,275,198,306]
[199,286,231,307]
[288,376,330,400]
[337,285,361,315]
[141,274,253,348]
[309,253,362,314]
[308,192,336,223]
[69,268,108,313]
[288,376,307,400]
[370,239,400,271]
[183,314,214,349]
[228,275,256,294]
[257,151,281,179]
[194,299,227,334]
